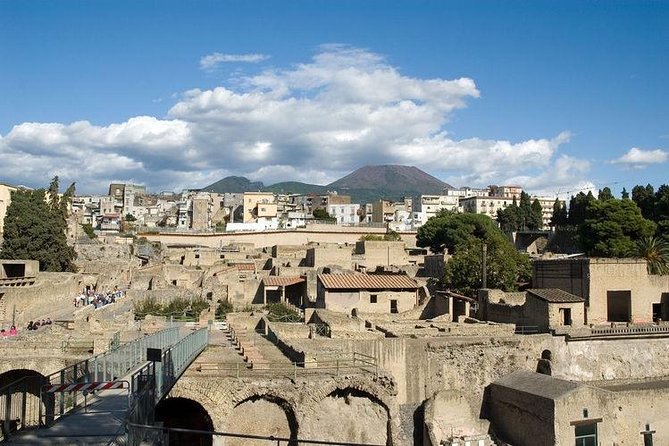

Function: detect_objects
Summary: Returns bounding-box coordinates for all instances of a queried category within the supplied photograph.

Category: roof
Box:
[263,276,305,287]
[231,263,255,271]
[527,288,584,303]
[318,273,418,290]
[492,370,582,401]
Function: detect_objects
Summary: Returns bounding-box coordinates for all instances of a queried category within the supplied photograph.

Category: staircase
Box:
[225,323,295,370]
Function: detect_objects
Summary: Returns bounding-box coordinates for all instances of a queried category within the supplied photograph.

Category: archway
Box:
[302,387,391,445]
[155,397,214,446]
[0,369,49,435]
[225,395,298,445]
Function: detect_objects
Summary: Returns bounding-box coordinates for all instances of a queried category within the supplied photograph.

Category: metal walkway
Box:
[0,327,209,444]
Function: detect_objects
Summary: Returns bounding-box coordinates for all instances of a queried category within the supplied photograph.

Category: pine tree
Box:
[0,178,77,272]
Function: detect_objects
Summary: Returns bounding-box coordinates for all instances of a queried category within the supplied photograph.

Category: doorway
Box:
[607,290,631,322]
[560,308,572,326]
[390,300,398,314]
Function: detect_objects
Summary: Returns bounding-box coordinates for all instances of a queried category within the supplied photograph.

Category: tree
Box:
[416,211,502,254]
[312,208,335,221]
[568,191,595,226]
[621,187,630,200]
[598,187,613,201]
[443,235,532,297]
[1,179,77,271]
[578,199,656,257]
[549,198,568,228]
[496,201,521,233]
[635,236,669,275]
[124,213,137,222]
[632,184,655,220]
[529,199,544,230]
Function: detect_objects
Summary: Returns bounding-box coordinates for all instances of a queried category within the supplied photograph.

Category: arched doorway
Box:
[155,397,214,446]
[0,369,49,436]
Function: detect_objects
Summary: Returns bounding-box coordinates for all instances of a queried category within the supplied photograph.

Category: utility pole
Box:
[481,243,487,289]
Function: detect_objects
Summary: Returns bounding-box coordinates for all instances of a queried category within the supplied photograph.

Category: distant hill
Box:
[200,165,451,203]
[264,181,329,196]
[200,176,265,193]
[328,165,450,203]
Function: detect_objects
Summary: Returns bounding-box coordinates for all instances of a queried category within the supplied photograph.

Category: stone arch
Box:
[164,380,225,433]
[0,369,51,433]
[225,394,298,445]
[302,385,392,445]
[155,397,214,446]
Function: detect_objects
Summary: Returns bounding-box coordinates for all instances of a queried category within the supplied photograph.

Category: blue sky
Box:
[1,0,667,196]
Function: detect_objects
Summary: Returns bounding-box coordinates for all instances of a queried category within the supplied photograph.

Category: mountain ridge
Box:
[200,165,452,203]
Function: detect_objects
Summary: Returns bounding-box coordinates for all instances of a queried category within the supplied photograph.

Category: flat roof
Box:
[492,370,582,401]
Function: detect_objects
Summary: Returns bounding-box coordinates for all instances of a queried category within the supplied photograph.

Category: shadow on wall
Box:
[226,395,298,445]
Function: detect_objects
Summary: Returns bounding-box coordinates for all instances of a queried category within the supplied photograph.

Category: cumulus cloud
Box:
[611,147,668,168]
[199,52,269,71]
[0,45,590,195]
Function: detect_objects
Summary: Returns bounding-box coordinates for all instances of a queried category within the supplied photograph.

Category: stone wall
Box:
[1,272,97,325]
[142,228,409,249]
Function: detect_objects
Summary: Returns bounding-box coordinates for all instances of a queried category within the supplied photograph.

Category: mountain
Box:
[327,165,450,202]
[200,176,265,193]
[263,181,329,196]
[200,165,451,203]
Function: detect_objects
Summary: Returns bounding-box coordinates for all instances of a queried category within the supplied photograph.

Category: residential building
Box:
[459,195,514,219]
[242,192,277,223]
[419,194,461,222]
[327,203,360,225]
[488,185,522,199]
[371,198,412,224]
[316,272,419,314]
[0,183,21,237]
[532,257,669,325]
[191,193,212,230]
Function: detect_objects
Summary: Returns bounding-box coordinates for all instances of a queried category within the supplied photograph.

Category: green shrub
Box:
[215,300,234,319]
[265,303,301,322]
[80,223,97,239]
[133,297,209,320]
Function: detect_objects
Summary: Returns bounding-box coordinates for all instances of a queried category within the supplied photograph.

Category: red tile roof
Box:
[232,263,256,271]
[318,273,418,290]
[263,276,305,287]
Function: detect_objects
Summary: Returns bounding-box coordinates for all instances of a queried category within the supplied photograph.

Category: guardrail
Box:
[0,327,179,441]
[590,325,669,335]
[113,328,209,446]
[124,424,386,446]
[193,352,378,380]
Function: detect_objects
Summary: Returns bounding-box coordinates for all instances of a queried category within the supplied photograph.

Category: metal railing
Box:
[193,352,378,380]
[116,328,209,446]
[0,327,179,440]
[124,424,386,446]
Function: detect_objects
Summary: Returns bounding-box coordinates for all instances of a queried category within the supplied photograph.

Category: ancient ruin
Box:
[1,230,668,445]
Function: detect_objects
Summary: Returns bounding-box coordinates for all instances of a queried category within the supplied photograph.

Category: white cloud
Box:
[0,45,590,195]
[199,52,270,71]
[611,147,668,168]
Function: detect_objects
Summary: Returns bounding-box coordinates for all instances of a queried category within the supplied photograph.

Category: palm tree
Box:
[636,236,669,275]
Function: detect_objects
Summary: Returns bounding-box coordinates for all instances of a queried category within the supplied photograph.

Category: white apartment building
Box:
[327,203,360,226]
[459,196,514,220]
[418,194,461,223]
